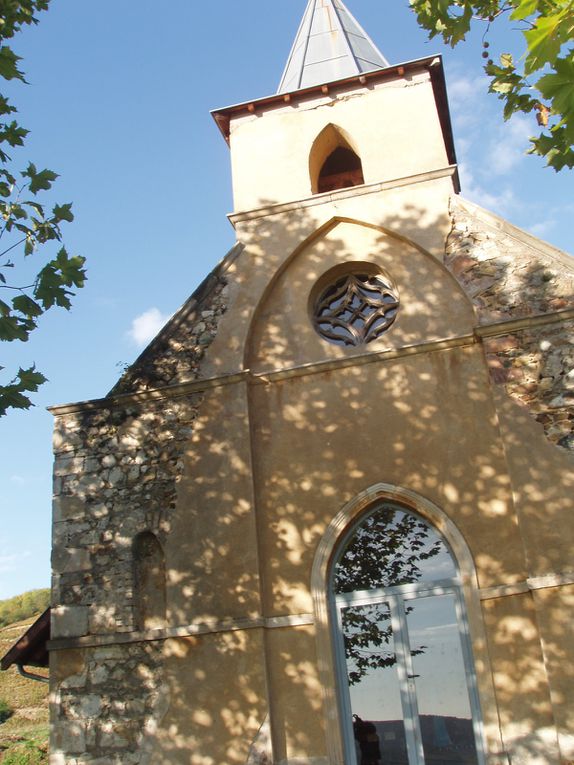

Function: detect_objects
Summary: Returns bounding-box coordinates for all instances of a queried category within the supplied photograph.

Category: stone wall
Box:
[112,273,230,395]
[51,641,166,765]
[447,197,574,452]
[49,245,240,765]
[49,248,239,764]
[51,393,203,639]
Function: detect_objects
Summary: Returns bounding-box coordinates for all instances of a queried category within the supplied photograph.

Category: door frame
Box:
[333,579,488,765]
[310,483,503,765]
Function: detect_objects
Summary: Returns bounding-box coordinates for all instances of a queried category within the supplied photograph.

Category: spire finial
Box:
[278,0,389,94]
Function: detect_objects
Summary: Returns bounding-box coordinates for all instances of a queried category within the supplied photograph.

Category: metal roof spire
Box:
[278,0,389,94]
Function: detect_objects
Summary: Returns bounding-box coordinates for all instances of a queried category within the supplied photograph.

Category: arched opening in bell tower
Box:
[310,123,365,194]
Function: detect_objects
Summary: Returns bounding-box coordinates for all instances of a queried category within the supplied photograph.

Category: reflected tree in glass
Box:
[334,504,448,684]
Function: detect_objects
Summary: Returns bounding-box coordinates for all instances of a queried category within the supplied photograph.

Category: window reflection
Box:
[335,504,456,595]
[333,503,483,765]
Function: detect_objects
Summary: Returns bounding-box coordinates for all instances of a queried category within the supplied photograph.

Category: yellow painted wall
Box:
[228,71,450,212]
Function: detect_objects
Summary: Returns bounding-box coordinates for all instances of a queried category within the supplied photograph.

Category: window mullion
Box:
[390,594,425,765]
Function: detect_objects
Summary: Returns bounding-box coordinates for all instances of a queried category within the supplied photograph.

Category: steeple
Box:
[278,0,389,94]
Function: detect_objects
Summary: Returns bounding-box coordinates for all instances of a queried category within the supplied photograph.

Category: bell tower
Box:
[212,0,459,224]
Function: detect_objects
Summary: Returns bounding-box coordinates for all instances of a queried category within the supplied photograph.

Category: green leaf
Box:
[22,163,59,194]
[510,0,538,21]
[0,95,17,116]
[12,294,43,318]
[52,202,74,222]
[524,8,572,74]
[529,125,574,169]
[0,313,34,341]
[17,365,47,390]
[0,365,48,416]
[500,53,514,69]
[0,120,28,148]
[0,45,26,81]
[34,249,87,310]
[536,55,574,116]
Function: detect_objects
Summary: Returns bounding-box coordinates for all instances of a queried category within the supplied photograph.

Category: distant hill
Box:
[0,590,50,630]
[0,594,49,764]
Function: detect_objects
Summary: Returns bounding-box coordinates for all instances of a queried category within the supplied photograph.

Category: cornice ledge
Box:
[48,612,315,651]
[228,165,458,225]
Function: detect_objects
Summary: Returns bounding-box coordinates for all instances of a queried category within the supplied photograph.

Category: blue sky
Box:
[1,0,572,600]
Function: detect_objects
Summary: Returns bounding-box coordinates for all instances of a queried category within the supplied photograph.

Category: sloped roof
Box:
[278,0,389,94]
[1,608,50,670]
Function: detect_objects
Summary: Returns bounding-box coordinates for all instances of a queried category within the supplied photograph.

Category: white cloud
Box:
[448,74,489,132]
[458,162,516,215]
[128,307,170,347]
[526,220,555,239]
[487,114,532,175]
[10,474,25,485]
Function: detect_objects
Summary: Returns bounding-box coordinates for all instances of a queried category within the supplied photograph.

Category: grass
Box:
[0,616,49,764]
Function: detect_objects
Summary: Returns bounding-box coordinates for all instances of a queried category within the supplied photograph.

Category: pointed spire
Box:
[278,0,389,94]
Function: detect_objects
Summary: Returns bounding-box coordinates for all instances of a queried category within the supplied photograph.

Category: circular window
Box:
[312,270,399,346]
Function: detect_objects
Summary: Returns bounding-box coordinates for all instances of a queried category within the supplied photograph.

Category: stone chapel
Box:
[41,0,574,763]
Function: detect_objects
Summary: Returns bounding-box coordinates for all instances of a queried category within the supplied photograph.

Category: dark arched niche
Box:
[310,124,364,194]
[133,531,166,630]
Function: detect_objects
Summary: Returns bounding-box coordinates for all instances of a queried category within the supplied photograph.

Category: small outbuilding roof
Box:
[0,608,50,671]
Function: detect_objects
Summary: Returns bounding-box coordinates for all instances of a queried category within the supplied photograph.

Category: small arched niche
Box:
[310,124,364,194]
[133,531,166,631]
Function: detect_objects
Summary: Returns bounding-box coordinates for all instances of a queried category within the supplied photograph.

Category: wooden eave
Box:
[1,607,50,670]
[211,54,459,191]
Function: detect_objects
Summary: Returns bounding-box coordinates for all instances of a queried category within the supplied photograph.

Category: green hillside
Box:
[0,591,50,630]
[0,597,49,764]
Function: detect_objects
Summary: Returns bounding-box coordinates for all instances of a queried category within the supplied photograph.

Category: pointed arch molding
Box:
[243,215,475,370]
[310,482,503,765]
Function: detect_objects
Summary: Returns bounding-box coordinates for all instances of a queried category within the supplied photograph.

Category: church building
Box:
[44,1,574,763]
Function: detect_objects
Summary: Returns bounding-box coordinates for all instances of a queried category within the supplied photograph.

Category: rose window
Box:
[313,271,399,346]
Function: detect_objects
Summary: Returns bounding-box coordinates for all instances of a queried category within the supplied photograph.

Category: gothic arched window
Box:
[331,503,486,765]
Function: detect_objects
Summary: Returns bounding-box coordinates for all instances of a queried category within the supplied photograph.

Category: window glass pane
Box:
[334,504,456,594]
[341,602,409,764]
[406,594,479,765]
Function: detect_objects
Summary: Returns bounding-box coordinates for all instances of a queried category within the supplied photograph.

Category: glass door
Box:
[331,502,486,765]
[335,586,484,765]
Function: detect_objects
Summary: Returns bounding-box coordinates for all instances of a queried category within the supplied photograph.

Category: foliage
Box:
[0,588,49,628]
[2,739,47,765]
[0,0,86,416]
[410,0,574,170]
[0,699,13,724]
[334,505,442,684]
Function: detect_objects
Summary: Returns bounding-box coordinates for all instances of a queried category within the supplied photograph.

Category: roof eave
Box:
[1,608,51,671]
[211,54,459,193]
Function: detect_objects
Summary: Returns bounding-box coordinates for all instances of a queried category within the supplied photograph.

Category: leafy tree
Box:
[0,0,86,416]
[334,505,442,684]
[0,587,50,627]
[410,0,574,170]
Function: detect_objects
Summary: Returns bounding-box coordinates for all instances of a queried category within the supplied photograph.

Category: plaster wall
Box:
[47,157,574,765]
[228,71,450,212]
[202,174,456,379]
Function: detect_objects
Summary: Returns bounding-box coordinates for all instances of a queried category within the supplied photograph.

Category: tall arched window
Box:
[330,502,486,765]
[133,531,166,631]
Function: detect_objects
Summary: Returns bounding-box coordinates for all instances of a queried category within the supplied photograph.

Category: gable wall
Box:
[48,186,574,765]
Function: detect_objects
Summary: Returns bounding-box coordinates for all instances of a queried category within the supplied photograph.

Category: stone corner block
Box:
[52,605,89,639]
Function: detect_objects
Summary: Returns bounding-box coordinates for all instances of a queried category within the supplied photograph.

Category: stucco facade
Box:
[48,43,573,765]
